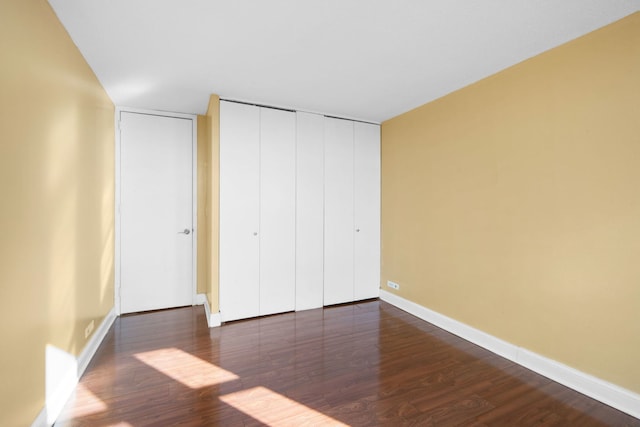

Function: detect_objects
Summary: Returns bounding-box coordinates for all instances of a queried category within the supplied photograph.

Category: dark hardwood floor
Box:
[55,300,639,426]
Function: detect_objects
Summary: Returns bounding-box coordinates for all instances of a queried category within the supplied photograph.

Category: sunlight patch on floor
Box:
[220,386,348,426]
[67,383,108,418]
[134,347,238,389]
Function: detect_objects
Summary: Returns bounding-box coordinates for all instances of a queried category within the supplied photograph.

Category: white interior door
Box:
[259,107,296,316]
[219,102,260,322]
[324,117,355,305]
[295,112,325,311]
[354,122,381,300]
[120,111,194,314]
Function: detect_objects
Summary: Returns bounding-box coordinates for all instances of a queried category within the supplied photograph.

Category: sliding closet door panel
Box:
[219,101,260,322]
[295,112,325,311]
[354,122,381,300]
[259,108,296,316]
[324,118,355,305]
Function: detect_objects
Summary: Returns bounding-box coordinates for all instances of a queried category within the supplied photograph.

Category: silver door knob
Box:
[253,232,258,236]
[356,229,360,232]
[179,229,191,235]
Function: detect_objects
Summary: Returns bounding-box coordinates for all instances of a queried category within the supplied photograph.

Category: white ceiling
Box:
[48,0,638,123]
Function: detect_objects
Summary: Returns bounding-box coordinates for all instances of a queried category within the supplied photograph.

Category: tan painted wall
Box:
[196,115,210,296]
[381,12,640,393]
[0,1,115,425]
[205,95,221,312]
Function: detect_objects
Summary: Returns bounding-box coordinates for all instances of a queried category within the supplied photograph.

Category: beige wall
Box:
[205,95,221,312]
[196,115,210,296]
[0,1,115,425]
[381,12,640,393]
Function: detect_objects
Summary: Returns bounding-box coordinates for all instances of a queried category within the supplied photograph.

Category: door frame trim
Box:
[114,106,198,315]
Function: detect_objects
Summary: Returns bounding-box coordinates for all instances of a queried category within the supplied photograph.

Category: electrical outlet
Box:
[84,320,95,339]
[387,280,400,290]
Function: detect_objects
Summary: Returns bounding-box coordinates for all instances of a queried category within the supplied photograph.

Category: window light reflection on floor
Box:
[134,347,238,389]
[66,383,108,419]
[220,386,348,426]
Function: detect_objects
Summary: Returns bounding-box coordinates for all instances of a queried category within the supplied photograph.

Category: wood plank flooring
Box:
[55,300,639,426]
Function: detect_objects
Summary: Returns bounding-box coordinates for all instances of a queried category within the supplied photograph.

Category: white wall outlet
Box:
[387,280,400,290]
[84,320,95,339]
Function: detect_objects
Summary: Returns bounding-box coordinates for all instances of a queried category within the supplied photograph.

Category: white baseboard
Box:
[209,311,222,327]
[196,293,221,328]
[77,308,117,377]
[195,293,208,306]
[379,289,640,419]
[33,307,117,427]
[31,410,48,427]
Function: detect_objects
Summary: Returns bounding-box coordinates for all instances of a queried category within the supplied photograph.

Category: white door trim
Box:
[114,106,198,315]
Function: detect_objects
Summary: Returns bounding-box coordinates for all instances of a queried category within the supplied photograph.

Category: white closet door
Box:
[295,112,325,311]
[324,117,355,305]
[354,122,381,300]
[259,108,296,316]
[219,102,260,322]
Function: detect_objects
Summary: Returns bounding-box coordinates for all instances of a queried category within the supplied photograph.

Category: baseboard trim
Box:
[78,308,117,377]
[32,307,117,427]
[379,289,640,419]
[196,294,221,328]
[209,311,222,327]
[31,409,48,427]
